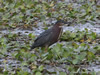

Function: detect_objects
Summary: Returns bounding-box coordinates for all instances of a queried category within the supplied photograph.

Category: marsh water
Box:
[0,21,100,73]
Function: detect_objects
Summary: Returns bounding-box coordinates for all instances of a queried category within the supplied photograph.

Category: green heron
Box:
[30,20,67,51]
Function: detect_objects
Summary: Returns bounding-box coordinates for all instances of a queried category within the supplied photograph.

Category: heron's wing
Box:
[33,28,53,47]
[34,28,51,42]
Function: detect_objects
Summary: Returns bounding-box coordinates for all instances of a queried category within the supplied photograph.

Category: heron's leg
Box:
[45,45,48,52]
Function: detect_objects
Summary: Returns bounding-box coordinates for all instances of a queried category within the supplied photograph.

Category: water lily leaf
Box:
[72,59,79,64]
[59,72,66,75]
[38,65,44,71]
[87,51,95,61]
[35,72,42,75]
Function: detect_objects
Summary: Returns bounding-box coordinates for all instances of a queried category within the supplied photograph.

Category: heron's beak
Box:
[63,21,69,24]
[63,22,72,26]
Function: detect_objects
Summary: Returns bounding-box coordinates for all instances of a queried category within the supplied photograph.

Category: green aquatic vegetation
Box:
[0,0,99,29]
[0,29,99,74]
[0,0,100,74]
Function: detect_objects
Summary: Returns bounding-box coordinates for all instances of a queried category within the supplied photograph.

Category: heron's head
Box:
[55,20,67,27]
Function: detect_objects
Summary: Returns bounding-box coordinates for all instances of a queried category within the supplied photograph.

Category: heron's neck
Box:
[54,23,62,28]
[52,24,62,32]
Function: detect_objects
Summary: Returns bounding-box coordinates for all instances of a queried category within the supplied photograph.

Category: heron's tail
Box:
[30,45,35,51]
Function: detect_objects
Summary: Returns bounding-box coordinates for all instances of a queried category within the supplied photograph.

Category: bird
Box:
[30,20,67,51]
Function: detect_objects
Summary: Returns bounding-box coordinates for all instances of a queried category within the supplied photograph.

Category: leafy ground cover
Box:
[0,0,100,75]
